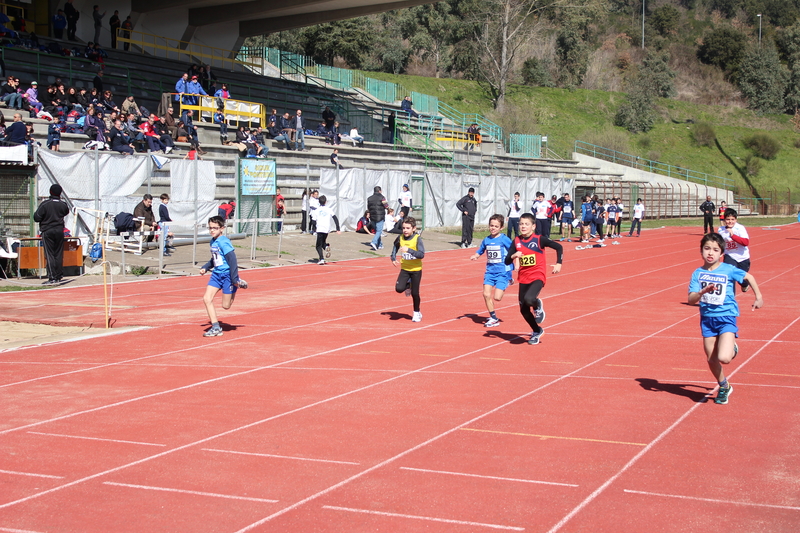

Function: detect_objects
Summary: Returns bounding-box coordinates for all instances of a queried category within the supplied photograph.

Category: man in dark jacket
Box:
[33,184,70,284]
[267,119,293,149]
[4,113,27,144]
[367,185,389,250]
[133,193,156,242]
[699,195,716,234]
[64,0,79,41]
[456,187,478,248]
[108,119,134,154]
[322,106,336,129]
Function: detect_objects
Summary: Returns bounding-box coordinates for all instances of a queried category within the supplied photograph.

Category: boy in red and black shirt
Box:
[505,213,564,345]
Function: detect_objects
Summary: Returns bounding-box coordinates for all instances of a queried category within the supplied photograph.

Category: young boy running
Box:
[199,216,247,337]
[505,213,563,345]
[718,207,752,291]
[688,233,763,404]
[471,214,514,327]
[391,216,425,322]
[314,195,340,265]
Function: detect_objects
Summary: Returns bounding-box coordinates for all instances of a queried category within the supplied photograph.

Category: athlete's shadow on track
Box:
[482,330,529,344]
[636,378,712,402]
[381,311,413,321]
[457,314,486,325]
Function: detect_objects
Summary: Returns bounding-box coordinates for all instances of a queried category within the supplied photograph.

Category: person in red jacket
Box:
[505,213,563,345]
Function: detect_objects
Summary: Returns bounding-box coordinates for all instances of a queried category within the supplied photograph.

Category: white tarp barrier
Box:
[320,168,575,231]
[0,145,29,163]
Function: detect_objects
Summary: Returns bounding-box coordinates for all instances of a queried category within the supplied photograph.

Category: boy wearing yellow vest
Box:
[391,216,425,322]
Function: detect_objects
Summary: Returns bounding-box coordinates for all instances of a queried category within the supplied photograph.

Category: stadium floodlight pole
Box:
[641,1,646,50]
[757,14,762,47]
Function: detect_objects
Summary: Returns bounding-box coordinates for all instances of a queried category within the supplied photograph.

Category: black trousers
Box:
[703,214,715,234]
[461,215,474,245]
[629,218,642,235]
[535,218,551,237]
[41,228,65,281]
[301,210,307,232]
[518,279,544,333]
[395,269,422,312]
[723,255,751,291]
[315,232,328,260]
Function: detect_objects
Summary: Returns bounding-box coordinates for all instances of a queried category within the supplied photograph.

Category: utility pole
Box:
[642,0,646,49]
[757,14,762,47]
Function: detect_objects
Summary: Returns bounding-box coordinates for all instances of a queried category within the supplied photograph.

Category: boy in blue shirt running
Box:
[199,216,247,337]
[688,233,763,404]
[471,214,514,327]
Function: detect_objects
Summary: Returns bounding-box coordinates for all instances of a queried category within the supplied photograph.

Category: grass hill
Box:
[364,71,800,204]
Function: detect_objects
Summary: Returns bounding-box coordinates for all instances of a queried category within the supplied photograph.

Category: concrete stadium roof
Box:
[132,0,436,38]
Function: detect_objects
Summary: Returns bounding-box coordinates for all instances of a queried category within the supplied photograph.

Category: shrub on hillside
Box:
[638,135,652,148]
[744,133,781,159]
[582,126,631,154]
[651,6,680,37]
[693,122,717,147]
[736,43,788,114]
[615,88,656,133]
[745,155,763,176]
[794,137,800,148]
[697,27,747,74]
[521,57,555,87]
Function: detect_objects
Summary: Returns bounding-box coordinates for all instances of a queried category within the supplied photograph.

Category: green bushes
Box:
[744,133,782,159]
[693,122,717,147]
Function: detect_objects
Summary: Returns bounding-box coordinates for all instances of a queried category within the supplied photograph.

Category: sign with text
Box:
[240,159,276,196]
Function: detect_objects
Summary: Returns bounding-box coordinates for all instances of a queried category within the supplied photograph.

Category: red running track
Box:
[1,224,799,532]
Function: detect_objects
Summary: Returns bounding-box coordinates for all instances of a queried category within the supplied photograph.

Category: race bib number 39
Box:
[486,245,502,264]
[698,272,727,306]
[519,254,537,267]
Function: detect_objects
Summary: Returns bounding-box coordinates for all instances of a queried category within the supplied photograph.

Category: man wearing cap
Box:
[367,186,390,251]
[183,75,207,106]
[456,187,478,248]
[34,184,71,285]
[398,183,412,219]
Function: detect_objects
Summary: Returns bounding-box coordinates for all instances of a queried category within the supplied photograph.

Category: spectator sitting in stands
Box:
[108,119,134,155]
[3,112,27,144]
[103,109,118,132]
[123,112,145,147]
[214,107,228,144]
[245,129,265,158]
[162,106,178,138]
[141,114,171,154]
[349,126,364,148]
[329,121,342,145]
[121,95,141,118]
[76,87,91,110]
[88,87,101,106]
[181,109,204,152]
[268,108,278,125]
[92,70,104,93]
[65,87,83,113]
[252,127,268,156]
[155,115,176,151]
[400,95,419,118]
[267,119,293,150]
[317,121,330,141]
[25,81,43,114]
[99,90,119,114]
[182,75,207,106]
[330,148,343,169]
[83,107,106,144]
[85,42,106,63]
[280,112,295,143]
[1,77,23,110]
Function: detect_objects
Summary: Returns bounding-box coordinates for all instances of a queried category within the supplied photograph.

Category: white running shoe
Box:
[575,246,584,250]
[484,317,500,328]
[318,259,326,265]
[412,311,422,322]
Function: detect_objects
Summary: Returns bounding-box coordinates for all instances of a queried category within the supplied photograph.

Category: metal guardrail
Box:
[574,140,735,190]
[438,101,503,143]
[508,134,542,158]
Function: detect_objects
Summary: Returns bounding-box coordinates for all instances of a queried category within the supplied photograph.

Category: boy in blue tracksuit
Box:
[199,215,247,337]
[470,214,514,327]
[580,195,593,243]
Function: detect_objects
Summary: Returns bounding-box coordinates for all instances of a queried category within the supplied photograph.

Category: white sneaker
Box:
[370,242,377,251]
[318,259,326,265]
[165,146,173,154]
[412,311,422,322]
[484,317,500,327]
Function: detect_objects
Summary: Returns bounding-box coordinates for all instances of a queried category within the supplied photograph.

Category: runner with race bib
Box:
[471,214,514,328]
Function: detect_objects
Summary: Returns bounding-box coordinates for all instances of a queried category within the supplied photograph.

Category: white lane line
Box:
[102,482,277,503]
[203,448,359,465]
[544,313,800,533]
[0,527,46,533]
[400,467,578,487]
[0,469,63,479]
[27,432,166,447]
[321,505,524,531]
[623,489,800,511]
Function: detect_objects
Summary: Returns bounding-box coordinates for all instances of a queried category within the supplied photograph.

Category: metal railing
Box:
[438,101,503,142]
[394,118,489,176]
[508,134,542,158]
[574,140,735,190]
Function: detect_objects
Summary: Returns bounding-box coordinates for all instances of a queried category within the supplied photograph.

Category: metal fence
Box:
[508,134,542,158]
[0,171,36,238]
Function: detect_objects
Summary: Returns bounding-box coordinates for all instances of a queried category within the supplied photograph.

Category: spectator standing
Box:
[93,70,104,93]
[47,117,62,151]
[174,73,188,103]
[64,0,79,41]
[293,109,307,151]
[699,195,716,234]
[322,106,336,129]
[92,5,106,46]
[367,186,389,250]
[465,123,480,150]
[398,183,412,218]
[183,75,207,106]
[121,16,133,51]
[109,10,120,48]
[507,192,522,239]
[214,83,230,100]
[456,187,478,248]
[53,9,67,40]
[308,189,319,234]
[300,189,309,233]
[401,96,419,118]
[33,184,70,285]
[158,193,175,255]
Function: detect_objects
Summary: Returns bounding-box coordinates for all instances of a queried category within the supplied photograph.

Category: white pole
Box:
[642,0,646,49]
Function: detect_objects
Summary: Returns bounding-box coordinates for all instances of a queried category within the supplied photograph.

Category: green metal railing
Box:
[394,117,489,176]
[574,140,735,190]
[508,134,542,158]
[438,101,503,142]
[410,91,438,116]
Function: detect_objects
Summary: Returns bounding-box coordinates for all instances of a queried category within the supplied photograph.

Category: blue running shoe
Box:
[714,384,733,405]
[528,329,544,345]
